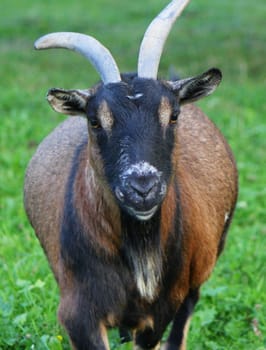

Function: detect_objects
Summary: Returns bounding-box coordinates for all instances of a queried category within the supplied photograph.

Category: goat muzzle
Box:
[115,164,166,220]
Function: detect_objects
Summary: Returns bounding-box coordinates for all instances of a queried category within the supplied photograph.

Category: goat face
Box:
[48,77,178,220]
[47,69,221,221]
[91,78,178,220]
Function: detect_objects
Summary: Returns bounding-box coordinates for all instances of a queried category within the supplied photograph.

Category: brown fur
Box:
[73,143,121,257]
[97,100,114,132]
[24,117,87,280]
[158,96,172,130]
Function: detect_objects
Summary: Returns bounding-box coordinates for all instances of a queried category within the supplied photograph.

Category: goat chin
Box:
[126,205,159,221]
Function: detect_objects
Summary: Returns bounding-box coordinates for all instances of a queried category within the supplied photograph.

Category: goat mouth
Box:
[126,205,159,221]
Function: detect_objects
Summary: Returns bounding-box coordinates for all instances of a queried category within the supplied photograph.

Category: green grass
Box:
[0,0,265,349]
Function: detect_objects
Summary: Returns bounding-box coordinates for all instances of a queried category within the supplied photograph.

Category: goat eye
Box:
[89,118,101,129]
[170,112,179,124]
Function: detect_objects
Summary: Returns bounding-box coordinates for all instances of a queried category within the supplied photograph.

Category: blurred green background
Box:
[0,0,265,349]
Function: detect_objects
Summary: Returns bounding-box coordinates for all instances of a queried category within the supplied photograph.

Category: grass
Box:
[0,0,265,349]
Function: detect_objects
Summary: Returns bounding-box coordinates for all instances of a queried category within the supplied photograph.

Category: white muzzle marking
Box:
[122,161,160,178]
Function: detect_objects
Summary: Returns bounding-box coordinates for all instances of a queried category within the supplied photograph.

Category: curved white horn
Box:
[138,0,190,79]
[35,32,121,84]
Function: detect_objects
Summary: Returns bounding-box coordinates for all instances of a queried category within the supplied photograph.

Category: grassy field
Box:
[0,0,265,349]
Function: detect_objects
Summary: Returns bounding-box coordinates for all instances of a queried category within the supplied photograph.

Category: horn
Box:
[138,0,190,79]
[35,32,121,84]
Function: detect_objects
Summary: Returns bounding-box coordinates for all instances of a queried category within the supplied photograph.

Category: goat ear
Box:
[47,88,92,116]
[169,68,222,105]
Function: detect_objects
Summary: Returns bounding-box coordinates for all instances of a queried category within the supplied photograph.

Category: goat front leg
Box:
[134,343,160,350]
[134,344,160,350]
[133,319,167,350]
[58,293,110,350]
[133,330,161,350]
[163,288,200,350]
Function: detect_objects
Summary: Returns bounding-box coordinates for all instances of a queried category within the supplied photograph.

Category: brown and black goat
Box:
[24,0,238,349]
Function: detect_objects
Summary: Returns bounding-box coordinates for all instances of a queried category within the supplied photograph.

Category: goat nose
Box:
[128,174,159,198]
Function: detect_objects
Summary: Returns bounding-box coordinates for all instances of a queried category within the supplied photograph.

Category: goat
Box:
[24,0,238,349]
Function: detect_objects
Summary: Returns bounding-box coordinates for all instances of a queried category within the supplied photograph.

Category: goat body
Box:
[24,98,237,350]
[24,1,238,349]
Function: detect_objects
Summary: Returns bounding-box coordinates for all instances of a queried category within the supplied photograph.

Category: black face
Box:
[86,76,180,221]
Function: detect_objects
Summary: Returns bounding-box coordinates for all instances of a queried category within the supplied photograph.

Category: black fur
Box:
[60,138,185,348]
[166,289,200,349]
